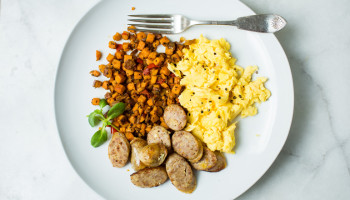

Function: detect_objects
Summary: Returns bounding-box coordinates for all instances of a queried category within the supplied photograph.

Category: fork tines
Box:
[128,14,174,34]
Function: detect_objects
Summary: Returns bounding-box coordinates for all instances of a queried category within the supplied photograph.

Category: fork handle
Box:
[190,20,237,26]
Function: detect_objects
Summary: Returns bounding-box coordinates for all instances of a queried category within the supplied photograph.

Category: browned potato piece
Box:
[172,131,203,163]
[139,143,168,167]
[165,153,196,193]
[130,138,147,171]
[108,132,130,168]
[163,104,187,131]
[130,166,168,188]
[147,126,171,151]
[191,147,217,170]
[206,151,227,172]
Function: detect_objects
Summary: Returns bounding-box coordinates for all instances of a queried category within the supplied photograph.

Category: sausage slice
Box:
[147,126,171,151]
[130,138,147,171]
[108,132,130,168]
[191,147,217,171]
[206,151,227,172]
[139,143,168,167]
[172,131,203,162]
[130,166,168,188]
[166,153,196,193]
[164,104,187,131]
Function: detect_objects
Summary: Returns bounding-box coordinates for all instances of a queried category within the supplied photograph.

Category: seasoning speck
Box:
[225,88,227,91]
[218,115,221,118]
[214,52,216,55]
[201,110,203,113]
[233,96,237,99]
[218,97,221,99]
[239,95,242,98]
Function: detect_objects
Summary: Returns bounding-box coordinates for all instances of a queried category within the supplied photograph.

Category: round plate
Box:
[54,0,294,199]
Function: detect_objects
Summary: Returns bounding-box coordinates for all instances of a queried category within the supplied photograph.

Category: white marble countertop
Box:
[1,0,350,199]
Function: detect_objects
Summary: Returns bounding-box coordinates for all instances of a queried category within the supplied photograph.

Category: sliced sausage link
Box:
[164,104,187,131]
[130,166,168,188]
[108,132,130,168]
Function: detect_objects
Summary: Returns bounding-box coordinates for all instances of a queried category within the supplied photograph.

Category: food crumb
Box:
[131,7,135,10]
[127,169,130,171]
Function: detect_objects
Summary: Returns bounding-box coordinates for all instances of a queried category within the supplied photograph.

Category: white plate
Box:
[54,0,294,199]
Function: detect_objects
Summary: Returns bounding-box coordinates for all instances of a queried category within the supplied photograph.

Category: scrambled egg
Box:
[168,35,271,153]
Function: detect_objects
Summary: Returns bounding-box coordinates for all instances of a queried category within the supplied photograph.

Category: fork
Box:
[128,14,287,34]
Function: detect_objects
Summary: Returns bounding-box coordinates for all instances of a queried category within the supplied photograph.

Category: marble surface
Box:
[1,0,349,199]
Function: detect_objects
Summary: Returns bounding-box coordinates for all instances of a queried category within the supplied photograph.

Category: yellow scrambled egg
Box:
[168,35,271,153]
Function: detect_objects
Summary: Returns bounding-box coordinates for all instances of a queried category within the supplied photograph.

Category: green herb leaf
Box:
[107,102,126,120]
[91,127,108,147]
[99,99,108,109]
[88,110,101,127]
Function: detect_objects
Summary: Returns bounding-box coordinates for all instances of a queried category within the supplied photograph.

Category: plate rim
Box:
[53,0,294,199]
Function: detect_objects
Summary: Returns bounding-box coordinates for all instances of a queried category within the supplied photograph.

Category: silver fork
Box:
[128,14,287,34]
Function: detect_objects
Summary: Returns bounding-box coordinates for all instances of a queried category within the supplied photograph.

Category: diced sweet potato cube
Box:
[138,95,147,103]
[160,66,170,75]
[90,70,100,77]
[115,84,126,94]
[176,49,183,57]
[141,48,150,58]
[109,41,117,49]
[147,98,154,106]
[125,69,134,76]
[146,33,155,43]
[150,115,159,123]
[115,50,125,60]
[124,55,132,62]
[148,52,157,60]
[160,121,169,129]
[103,68,113,78]
[107,98,115,106]
[122,43,130,51]
[122,31,130,40]
[113,32,122,41]
[152,40,160,48]
[91,98,100,105]
[165,47,174,55]
[150,75,157,84]
[134,71,142,79]
[137,32,146,41]
[115,73,126,83]
[151,69,159,76]
[132,104,139,113]
[125,132,134,141]
[102,81,109,89]
[153,57,163,66]
[171,54,181,62]
[145,125,152,133]
[106,53,115,63]
[143,75,151,80]
[129,115,136,124]
[160,36,170,45]
[172,84,182,94]
[160,82,169,88]
[128,26,136,33]
[96,50,102,61]
[127,83,135,90]
[112,59,121,69]
[137,40,146,50]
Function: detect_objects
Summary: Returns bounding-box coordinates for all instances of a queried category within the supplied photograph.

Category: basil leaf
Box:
[107,102,125,120]
[99,99,108,109]
[91,128,108,147]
